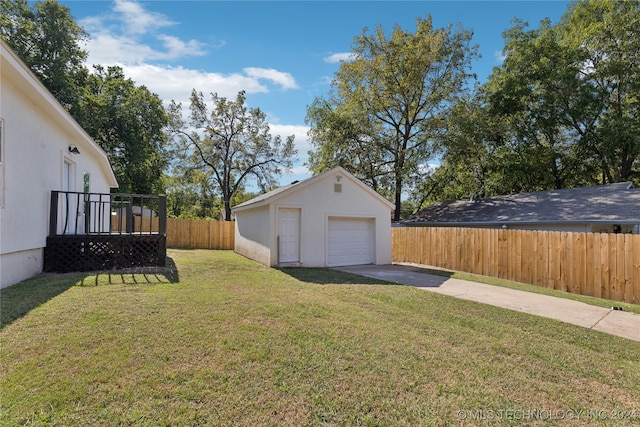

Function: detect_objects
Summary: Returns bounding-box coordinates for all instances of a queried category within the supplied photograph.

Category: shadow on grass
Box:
[279,267,394,286]
[0,272,83,329]
[76,256,180,287]
[281,264,454,288]
[0,257,179,330]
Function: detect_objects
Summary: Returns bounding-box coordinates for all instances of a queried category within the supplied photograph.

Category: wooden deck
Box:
[44,191,167,273]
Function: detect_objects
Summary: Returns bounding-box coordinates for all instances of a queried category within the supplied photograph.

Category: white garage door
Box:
[327,217,374,267]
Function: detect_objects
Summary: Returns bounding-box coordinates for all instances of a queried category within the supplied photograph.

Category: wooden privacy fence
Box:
[112,217,235,249]
[166,218,234,249]
[393,227,640,304]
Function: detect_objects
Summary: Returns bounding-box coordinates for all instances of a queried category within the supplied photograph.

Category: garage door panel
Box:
[328,218,374,267]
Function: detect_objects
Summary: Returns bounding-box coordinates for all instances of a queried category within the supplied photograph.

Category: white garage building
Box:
[232,167,393,267]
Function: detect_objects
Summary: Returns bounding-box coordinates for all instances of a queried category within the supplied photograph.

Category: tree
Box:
[76,66,169,194]
[562,0,640,184]
[2,0,172,194]
[169,90,296,221]
[481,0,640,188]
[306,16,477,220]
[1,0,88,111]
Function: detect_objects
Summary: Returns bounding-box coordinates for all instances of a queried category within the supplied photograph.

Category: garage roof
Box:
[232,166,394,213]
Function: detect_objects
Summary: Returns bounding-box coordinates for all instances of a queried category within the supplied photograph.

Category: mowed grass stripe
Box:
[1,250,639,426]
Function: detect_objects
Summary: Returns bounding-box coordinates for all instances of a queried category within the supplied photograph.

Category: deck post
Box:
[158,196,167,236]
[126,200,134,234]
[49,191,59,237]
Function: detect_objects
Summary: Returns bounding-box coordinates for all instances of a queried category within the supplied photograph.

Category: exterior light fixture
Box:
[68,145,80,155]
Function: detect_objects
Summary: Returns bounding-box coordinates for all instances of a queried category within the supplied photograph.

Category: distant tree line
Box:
[3,0,638,219]
[307,0,640,217]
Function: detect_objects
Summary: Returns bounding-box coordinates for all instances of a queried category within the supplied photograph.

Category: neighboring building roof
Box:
[403,182,640,225]
[0,39,118,188]
[232,166,394,212]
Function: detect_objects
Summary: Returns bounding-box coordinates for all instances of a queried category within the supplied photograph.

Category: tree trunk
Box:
[223,197,232,221]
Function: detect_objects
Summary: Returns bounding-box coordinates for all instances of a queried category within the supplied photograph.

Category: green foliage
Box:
[76,66,169,194]
[307,16,477,220]
[2,0,171,195]
[418,0,640,207]
[169,90,297,220]
[1,0,88,110]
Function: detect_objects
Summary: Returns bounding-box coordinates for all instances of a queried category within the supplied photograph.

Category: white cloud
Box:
[78,0,307,188]
[120,64,303,108]
[80,0,206,66]
[324,52,355,63]
[269,124,312,174]
[270,123,311,159]
[80,3,296,95]
[243,68,298,90]
[494,50,507,64]
[112,0,175,35]
[157,35,207,60]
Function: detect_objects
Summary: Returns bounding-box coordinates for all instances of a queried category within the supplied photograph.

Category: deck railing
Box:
[49,191,166,237]
[45,191,167,272]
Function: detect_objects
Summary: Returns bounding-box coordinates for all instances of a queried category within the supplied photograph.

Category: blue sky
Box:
[60,0,571,186]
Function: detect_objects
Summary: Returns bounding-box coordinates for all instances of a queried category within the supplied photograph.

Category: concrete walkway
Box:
[334,264,640,343]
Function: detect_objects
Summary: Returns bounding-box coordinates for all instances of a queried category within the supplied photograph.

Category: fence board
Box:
[163,218,234,249]
[558,232,568,292]
[609,235,619,301]
[590,233,601,298]
[634,237,640,304]
[614,234,625,302]
[624,236,634,305]
[548,232,559,290]
[392,227,639,305]
[600,233,611,300]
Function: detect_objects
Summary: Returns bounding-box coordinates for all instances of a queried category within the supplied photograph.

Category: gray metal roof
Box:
[403,182,640,225]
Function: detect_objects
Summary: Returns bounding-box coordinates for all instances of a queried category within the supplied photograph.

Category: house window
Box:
[334,183,342,193]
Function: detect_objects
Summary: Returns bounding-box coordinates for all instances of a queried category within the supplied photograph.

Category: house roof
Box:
[403,182,640,225]
[232,166,394,213]
[1,39,118,188]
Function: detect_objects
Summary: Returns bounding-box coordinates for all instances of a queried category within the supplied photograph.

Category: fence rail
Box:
[113,217,235,249]
[392,227,640,304]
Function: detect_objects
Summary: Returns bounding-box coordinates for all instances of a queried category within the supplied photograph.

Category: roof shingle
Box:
[404,182,640,225]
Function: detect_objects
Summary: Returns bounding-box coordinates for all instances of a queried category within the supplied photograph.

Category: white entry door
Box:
[327,217,374,267]
[278,208,300,263]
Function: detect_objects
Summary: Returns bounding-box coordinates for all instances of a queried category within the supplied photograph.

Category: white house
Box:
[0,40,118,288]
[232,166,393,268]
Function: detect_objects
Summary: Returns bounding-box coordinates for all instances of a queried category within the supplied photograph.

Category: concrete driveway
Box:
[334,264,640,343]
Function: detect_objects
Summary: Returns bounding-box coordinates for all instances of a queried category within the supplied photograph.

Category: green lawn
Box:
[1,250,639,426]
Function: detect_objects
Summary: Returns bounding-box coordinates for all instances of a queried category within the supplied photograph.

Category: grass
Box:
[1,249,639,426]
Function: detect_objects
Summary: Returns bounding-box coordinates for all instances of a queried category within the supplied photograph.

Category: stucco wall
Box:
[0,249,42,289]
[278,173,391,267]
[235,170,392,268]
[234,205,272,266]
[0,53,113,288]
